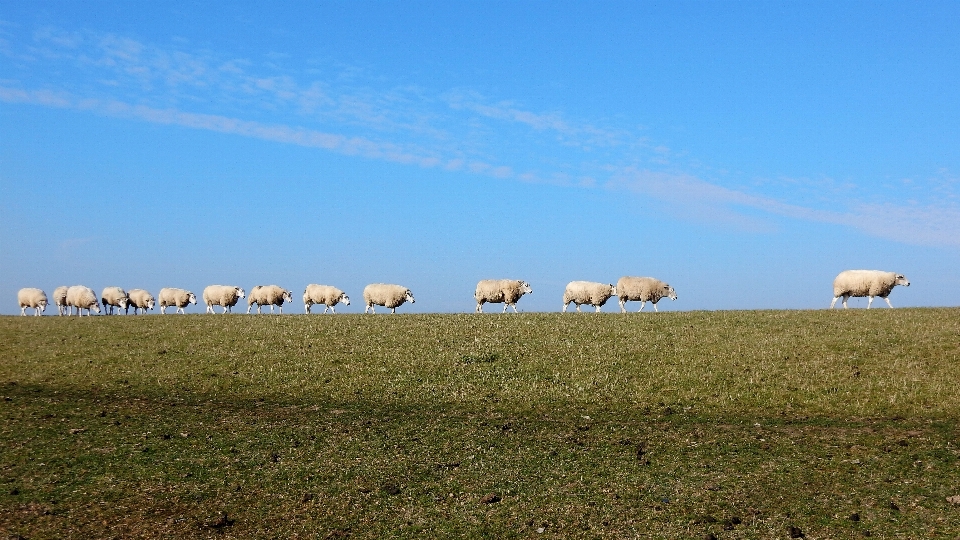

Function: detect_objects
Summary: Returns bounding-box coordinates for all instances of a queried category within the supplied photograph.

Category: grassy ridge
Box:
[1,310,959,538]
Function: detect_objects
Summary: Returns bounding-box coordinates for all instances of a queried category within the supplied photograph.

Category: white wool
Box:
[562,281,617,313]
[474,279,533,313]
[203,285,246,314]
[303,284,350,314]
[17,288,48,316]
[363,283,415,314]
[616,276,678,313]
[158,288,197,314]
[247,285,294,314]
[830,270,910,309]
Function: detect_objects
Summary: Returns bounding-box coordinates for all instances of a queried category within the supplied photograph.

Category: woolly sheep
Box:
[66,285,101,316]
[17,288,47,316]
[126,289,155,314]
[53,286,69,316]
[247,285,294,314]
[562,281,617,313]
[474,279,533,313]
[303,284,350,314]
[100,287,129,315]
[203,285,246,314]
[830,270,910,309]
[363,283,415,314]
[616,276,677,313]
[158,288,197,314]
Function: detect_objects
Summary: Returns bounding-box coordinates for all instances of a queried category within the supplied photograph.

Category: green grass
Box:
[1,309,959,538]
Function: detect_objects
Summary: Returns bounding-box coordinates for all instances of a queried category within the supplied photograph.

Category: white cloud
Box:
[6,25,960,249]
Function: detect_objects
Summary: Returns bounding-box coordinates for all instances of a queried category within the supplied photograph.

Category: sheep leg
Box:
[390,307,396,314]
[575,304,582,313]
[595,305,602,313]
[830,297,839,309]
[329,306,336,314]
[476,302,484,314]
[638,301,646,312]
[653,303,660,313]
[883,297,894,308]
[20,307,25,316]
[277,305,282,314]
[562,303,568,313]
[511,304,519,314]
[842,295,850,309]
[866,296,874,309]
[270,305,275,314]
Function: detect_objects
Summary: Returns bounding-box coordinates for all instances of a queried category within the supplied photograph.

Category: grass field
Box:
[2,309,959,539]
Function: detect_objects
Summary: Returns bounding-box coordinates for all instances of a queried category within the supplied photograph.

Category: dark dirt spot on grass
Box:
[788,525,805,538]
[480,492,501,504]
[302,492,314,503]
[204,511,234,529]
[849,512,860,521]
[889,500,899,511]
[694,514,717,524]
[381,483,401,495]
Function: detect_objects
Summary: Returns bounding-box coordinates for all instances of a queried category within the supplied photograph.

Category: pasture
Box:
[1,309,959,538]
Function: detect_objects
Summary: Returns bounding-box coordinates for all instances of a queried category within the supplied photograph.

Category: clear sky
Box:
[2,1,959,313]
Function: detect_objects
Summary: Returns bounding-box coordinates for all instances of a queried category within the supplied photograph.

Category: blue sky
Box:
[2,1,959,313]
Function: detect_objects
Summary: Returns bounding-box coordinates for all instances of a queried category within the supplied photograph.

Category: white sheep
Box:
[562,281,617,313]
[66,285,101,316]
[616,276,677,313]
[830,270,910,309]
[158,288,197,314]
[100,287,129,315]
[247,285,294,314]
[203,285,246,314]
[17,288,48,316]
[474,279,533,313]
[303,284,350,314]
[53,286,69,316]
[363,283,415,314]
[126,289,155,314]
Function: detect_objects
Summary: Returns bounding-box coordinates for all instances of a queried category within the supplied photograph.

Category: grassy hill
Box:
[2,309,959,538]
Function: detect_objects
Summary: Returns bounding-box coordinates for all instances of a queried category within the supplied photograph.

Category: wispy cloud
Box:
[609,167,960,247]
[4,25,959,249]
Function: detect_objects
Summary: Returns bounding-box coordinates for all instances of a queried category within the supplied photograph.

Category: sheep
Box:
[66,285,101,316]
[203,285,246,314]
[616,276,677,313]
[53,286,69,316]
[830,270,910,309]
[100,287,129,315]
[474,279,533,313]
[363,283,415,314]
[158,288,197,314]
[303,284,350,314]
[126,289,155,314]
[562,281,617,313]
[17,288,48,316]
[247,285,294,314]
